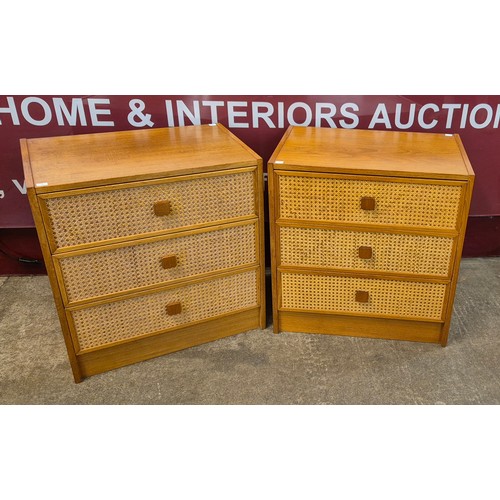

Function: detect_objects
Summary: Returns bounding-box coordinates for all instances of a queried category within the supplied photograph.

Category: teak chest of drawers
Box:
[22,124,266,382]
[268,126,475,345]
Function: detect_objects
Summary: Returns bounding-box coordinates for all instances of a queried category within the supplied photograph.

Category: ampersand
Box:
[128,99,154,127]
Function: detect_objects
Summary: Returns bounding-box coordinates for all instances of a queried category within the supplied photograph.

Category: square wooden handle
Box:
[355,290,369,303]
[360,197,376,211]
[358,246,373,259]
[154,200,172,216]
[166,302,182,316]
[161,255,177,269]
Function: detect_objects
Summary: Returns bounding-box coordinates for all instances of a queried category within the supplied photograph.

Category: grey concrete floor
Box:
[1,257,499,404]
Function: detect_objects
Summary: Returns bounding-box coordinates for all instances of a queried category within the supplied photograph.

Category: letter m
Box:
[53,98,87,126]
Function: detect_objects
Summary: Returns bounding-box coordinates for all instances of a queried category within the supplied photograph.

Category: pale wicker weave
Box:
[58,223,257,303]
[281,273,446,320]
[279,175,462,229]
[45,170,255,249]
[71,270,258,351]
[280,226,454,276]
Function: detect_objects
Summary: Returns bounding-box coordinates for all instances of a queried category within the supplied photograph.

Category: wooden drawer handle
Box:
[358,246,373,259]
[355,290,369,303]
[166,302,182,316]
[154,200,172,216]
[161,255,178,269]
[360,196,376,211]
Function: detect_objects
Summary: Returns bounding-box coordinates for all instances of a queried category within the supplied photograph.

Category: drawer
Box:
[279,226,454,277]
[69,270,259,351]
[280,272,446,321]
[277,173,463,230]
[40,168,256,251]
[55,221,258,305]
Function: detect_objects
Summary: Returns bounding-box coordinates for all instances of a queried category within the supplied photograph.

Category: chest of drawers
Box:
[268,126,475,345]
[21,124,266,382]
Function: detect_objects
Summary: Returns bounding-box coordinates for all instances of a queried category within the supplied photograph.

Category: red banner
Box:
[1,95,499,227]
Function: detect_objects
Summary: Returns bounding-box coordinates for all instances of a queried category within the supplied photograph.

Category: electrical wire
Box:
[0,241,43,265]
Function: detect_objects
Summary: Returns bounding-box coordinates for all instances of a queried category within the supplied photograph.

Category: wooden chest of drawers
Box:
[22,124,266,382]
[268,126,475,345]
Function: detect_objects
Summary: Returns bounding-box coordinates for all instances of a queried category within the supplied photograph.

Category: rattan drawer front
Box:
[279,226,454,277]
[57,222,258,304]
[43,169,255,250]
[280,272,446,321]
[70,270,258,351]
[278,174,463,230]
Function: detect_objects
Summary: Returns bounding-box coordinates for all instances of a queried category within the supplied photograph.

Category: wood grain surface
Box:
[268,126,475,345]
[270,127,472,180]
[25,124,259,192]
[22,124,265,381]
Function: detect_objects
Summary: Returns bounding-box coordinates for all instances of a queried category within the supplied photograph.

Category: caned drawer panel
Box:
[41,169,255,251]
[278,173,463,230]
[280,272,446,321]
[56,222,258,305]
[69,270,258,351]
[279,226,454,277]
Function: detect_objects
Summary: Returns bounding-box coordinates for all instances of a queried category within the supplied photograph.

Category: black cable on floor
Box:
[0,243,43,265]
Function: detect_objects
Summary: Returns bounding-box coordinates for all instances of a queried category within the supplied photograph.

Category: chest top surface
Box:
[270,127,474,180]
[22,124,260,192]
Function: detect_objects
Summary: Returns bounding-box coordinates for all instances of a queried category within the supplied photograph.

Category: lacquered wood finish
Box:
[24,124,260,192]
[279,311,443,343]
[77,308,261,378]
[269,126,475,345]
[22,124,265,382]
[270,127,471,180]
